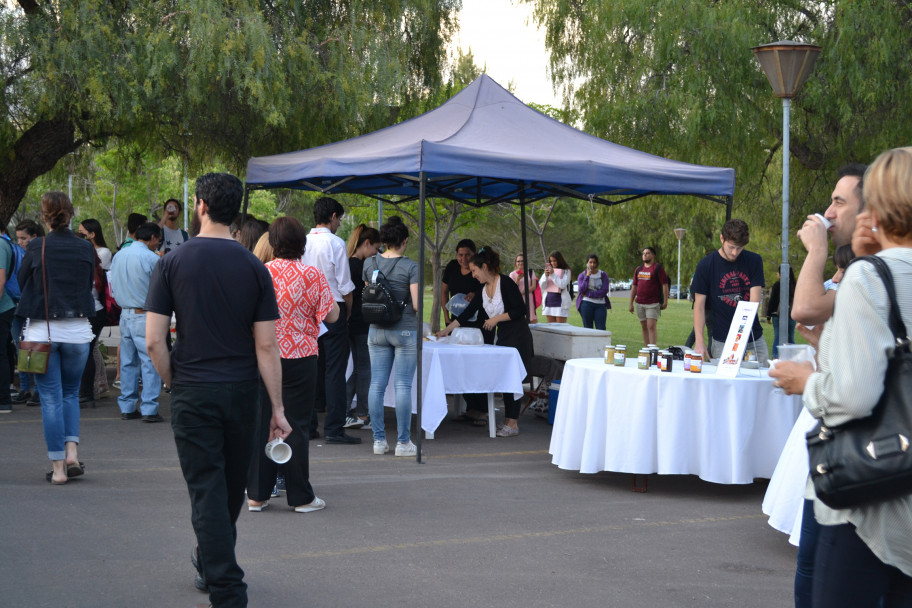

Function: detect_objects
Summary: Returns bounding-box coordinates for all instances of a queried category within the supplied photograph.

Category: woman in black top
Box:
[344,224,380,428]
[437,246,533,437]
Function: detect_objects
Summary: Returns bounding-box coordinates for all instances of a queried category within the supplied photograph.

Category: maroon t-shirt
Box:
[632,263,669,304]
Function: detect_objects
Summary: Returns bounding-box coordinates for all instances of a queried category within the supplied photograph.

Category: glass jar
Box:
[662,350,674,372]
[684,353,692,372]
[637,349,650,370]
[604,345,615,364]
[691,356,703,374]
[614,345,626,366]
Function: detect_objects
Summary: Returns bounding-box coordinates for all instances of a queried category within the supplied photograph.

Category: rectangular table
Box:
[356,341,527,438]
[549,358,802,484]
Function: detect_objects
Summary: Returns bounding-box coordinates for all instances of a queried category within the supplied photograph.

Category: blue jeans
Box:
[36,341,90,460]
[795,498,821,607]
[579,301,607,330]
[117,310,161,415]
[367,326,417,444]
[812,523,912,607]
[346,331,370,417]
[771,315,797,358]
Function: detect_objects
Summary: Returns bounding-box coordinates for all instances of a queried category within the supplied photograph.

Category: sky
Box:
[452,0,559,107]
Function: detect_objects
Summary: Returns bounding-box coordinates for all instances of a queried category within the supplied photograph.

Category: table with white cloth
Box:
[354,341,527,438]
[549,358,803,484]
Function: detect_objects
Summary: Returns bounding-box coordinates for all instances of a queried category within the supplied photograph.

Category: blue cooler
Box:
[547,381,561,425]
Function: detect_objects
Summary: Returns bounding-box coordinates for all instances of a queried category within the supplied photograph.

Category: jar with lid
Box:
[614,345,626,366]
[684,353,692,372]
[662,350,674,372]
[637,348,650,370]
[604,345,615,364]
[691,356,703,374]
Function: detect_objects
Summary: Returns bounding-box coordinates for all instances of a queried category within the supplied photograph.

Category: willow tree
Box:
[526,0,912,271]
[0,0,458,224]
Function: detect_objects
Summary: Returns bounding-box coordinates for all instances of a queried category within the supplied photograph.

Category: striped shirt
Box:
[804,247,912,576]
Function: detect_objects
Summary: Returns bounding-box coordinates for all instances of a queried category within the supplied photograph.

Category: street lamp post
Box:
[752,40,821,351]
[673,228,686,302]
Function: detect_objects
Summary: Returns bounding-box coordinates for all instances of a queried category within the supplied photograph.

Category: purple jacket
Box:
[575,270,611,311]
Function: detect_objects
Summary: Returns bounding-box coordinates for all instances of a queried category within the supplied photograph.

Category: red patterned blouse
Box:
[266,259,335,359]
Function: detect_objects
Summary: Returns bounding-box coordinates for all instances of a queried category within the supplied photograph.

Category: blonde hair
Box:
[346,223,380,257]
[252,232,274,263]
[864,147,912,240]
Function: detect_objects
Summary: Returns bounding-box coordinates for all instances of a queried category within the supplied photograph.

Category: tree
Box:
[0,0,459,224]
[526,0,912,275]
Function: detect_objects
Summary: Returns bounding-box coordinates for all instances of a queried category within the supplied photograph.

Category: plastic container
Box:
[547,381,561,425]
[451,327,484,345]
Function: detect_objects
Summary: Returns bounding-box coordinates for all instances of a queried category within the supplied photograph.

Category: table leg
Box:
[631,474,648,493]
[453,393,465,417]
[487,393,496,438]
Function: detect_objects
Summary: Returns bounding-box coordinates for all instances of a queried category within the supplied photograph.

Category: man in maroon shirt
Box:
[628,246,670,345]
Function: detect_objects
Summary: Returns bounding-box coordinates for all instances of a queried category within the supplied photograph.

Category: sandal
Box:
[45,471,67,485]
[471,417,488,427]
[66,462,85,478]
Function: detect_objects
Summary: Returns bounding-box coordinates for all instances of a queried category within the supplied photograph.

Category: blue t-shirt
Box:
[692,249,765,342]
[0,238,15,314]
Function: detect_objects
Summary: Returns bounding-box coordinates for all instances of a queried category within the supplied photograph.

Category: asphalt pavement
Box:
[0,375,798,608]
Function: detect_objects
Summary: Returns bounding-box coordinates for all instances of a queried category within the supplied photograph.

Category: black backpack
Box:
[361,255,407,326]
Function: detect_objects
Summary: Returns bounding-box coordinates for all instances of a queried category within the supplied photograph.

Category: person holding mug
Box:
[540,250,572,323]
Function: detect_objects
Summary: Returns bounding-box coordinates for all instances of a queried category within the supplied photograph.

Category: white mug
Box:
[264,437,292,464]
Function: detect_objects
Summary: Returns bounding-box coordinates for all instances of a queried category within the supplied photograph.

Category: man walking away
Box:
[145,173,291,608]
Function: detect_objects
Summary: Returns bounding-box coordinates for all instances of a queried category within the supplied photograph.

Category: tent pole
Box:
[520,187,530,319]
[416,172,426,464]
[725,195,732,221]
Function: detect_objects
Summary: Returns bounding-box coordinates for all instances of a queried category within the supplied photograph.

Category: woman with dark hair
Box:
[540,250,572,322]
[437,246,534,437]
[78,218,112,270]
[575,254,611,330]
[363,217,420,457]
[247,216,338,513]
[510,252,540,324]
[344,224,380,429]
[77,251,110,407]
[237,218,266,252]
[441,239,480,326]
[19,192,95,484]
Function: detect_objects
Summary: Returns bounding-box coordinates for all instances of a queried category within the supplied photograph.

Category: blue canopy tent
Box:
[245,74,736,460]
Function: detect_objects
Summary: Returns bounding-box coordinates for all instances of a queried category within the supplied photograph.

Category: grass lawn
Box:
[421,291,782,355]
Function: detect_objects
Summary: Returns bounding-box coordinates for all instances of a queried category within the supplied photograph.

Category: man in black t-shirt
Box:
[691,219,768,365]
[145,173,290,608]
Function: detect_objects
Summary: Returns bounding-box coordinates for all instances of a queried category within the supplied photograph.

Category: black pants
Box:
[317,303,350,437]
[170,380,258,608]
[248,356,317,507]
[80,314,106,399]
[812,522,912,607]
[0,309,13,406]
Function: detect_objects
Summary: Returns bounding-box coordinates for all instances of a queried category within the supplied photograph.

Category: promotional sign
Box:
[716,301,760,377]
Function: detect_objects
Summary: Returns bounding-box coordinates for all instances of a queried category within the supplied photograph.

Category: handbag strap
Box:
[851,255,908,342]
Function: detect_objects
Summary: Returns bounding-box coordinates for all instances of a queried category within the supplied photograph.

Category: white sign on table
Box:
[716,301,760,378]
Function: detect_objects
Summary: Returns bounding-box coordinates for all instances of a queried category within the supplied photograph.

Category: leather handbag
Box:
[17,238,51,374]
[806,255,912,510]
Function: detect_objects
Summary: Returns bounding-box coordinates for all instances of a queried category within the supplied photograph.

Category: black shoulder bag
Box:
[806,255,912,509]
[361,255,407,326]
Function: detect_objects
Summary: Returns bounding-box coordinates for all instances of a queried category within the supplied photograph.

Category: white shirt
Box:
[301,226,354,302]
[482,277,505,318]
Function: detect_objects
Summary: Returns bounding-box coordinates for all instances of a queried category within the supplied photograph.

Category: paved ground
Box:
[0,383,798,608]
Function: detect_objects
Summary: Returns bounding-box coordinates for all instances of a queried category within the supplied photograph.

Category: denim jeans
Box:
[771,315,797,358]
[812,523,912,607]
[795,499,821,608]
[368,326,417,444]
[117,310,161,415]
[579,301,607,330]
[0,308,12,406]
[170,380,258,608]
[36,341,90,460]
[346,331,370,417]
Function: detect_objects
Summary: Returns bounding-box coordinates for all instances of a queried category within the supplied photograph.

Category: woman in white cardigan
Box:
[539,250,571,322]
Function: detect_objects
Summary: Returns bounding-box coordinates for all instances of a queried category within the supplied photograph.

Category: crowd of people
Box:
[12,146,912,607]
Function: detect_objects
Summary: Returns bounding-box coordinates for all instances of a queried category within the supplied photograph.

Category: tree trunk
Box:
[0,117,81,225]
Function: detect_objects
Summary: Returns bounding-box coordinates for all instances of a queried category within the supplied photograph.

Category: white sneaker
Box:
[394,441,417,457]
[344,416,365,429]
[373,440,389,455]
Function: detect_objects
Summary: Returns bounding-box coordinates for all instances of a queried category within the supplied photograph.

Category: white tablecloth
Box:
[356,341,527,434]
[549,358,803,484]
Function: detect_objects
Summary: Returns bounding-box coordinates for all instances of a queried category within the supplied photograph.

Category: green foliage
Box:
[526,0,912,281]
[0,0,460,222]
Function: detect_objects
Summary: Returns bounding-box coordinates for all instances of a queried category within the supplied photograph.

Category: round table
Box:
[549,358,802,484]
